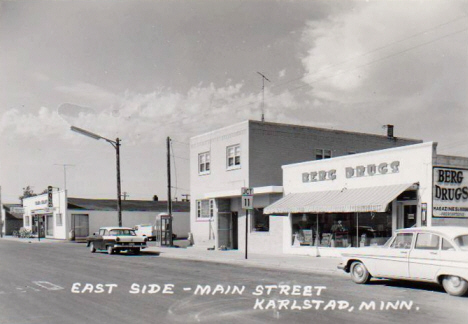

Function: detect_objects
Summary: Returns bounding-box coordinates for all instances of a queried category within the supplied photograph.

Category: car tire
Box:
[442,275,468,296]
[133,248,141,255]
[89,242,96,253]
[107,246,114,255]
[350,261,371,284]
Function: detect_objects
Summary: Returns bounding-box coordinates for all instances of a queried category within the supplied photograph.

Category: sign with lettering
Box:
[301,161,400,183]
[433,167,468,218]
[241,187,254,210]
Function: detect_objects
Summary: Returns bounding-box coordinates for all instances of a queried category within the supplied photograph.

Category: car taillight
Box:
[116,237,120,242]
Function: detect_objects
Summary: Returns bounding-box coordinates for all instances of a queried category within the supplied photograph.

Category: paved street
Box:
[0,239,466,324]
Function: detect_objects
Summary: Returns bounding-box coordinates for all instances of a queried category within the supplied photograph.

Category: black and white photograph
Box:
[1,0,468,323]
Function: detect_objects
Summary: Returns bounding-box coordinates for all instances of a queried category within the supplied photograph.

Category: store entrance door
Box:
[397,202,417,229]
[73,214,89,239]
[46,214,54,237]
[218,212,232,249]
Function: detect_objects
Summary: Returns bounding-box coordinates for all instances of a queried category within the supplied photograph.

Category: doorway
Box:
[46,214,54,237]
[397,202,417,229]
[218,212,232,248]
[72,214,89,239]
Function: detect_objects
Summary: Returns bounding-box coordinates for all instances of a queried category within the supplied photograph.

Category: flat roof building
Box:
[190,120,422,252]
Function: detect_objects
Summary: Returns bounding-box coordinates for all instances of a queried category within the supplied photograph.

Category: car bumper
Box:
[337,263,346,271]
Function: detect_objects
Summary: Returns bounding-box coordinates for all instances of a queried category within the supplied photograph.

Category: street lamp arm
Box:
[70,126,116,144]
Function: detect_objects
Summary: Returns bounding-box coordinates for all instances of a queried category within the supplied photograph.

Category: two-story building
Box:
[190,120,421,252]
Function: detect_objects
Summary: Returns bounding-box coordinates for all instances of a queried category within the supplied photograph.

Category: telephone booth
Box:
[155,213,173,247]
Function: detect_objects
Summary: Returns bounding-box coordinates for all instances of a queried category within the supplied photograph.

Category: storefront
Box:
[22,189,68,239]
[264,142,437,256]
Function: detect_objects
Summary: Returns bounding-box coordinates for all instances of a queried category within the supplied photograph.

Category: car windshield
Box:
[109,229,136,236]
[454,235,468,251]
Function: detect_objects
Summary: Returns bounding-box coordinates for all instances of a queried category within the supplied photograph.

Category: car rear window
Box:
[454,235,468,251]
[109,229,136,236]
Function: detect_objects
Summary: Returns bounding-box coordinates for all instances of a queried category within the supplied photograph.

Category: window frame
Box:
[389,233,414,249]
[315,148,332,160]
[415,233,440,250]
[226,144,241,170]
[198,151,211,175]
[196,199,214,221]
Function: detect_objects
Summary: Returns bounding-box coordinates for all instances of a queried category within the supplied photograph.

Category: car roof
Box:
[396,226,468,238]
[99,227,134,230]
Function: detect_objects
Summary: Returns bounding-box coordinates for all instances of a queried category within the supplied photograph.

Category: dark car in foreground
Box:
[86,227,147,255]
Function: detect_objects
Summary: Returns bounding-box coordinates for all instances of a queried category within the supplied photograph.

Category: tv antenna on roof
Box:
[257,72,270,122]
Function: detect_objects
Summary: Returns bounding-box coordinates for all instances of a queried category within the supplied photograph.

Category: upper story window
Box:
[227,144,241,170]
[316,149,332,160]
[198,152,211,175]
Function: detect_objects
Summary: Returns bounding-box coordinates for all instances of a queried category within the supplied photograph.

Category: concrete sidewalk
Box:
[146,245,344,276]
[0,235,67,244]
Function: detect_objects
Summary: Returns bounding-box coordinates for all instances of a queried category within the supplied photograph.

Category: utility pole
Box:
[70,126,123,227]
[116,138,122,227]
[257,72,270,122]
[54,164,74,192]
[167,137,173,246]
[167,137,172,215]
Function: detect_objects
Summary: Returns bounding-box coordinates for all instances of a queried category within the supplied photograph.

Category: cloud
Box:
[297,0,468,149]
[0,80,301,145]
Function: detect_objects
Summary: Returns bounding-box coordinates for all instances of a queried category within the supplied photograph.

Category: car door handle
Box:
[429,251,438,255]
[400,251,408,254]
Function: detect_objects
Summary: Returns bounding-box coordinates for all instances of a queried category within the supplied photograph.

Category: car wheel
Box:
[442,276,468,296]
[107,246,114,255]
[89,242,96,253]
[350,261,371,284]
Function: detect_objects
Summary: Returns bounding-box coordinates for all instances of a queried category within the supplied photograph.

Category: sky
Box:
[1,0,468,203]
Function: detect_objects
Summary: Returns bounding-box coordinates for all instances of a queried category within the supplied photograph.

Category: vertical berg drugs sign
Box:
[433,167,468,217]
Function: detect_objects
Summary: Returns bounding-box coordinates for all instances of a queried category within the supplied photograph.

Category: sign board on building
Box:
[9,207,24,214]
[47,186,53,208]
[433,167,468,218]
[241,187,254,210]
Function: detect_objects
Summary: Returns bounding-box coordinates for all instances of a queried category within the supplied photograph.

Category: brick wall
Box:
[249,120,421,188]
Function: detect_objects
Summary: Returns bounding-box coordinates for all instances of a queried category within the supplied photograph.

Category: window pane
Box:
[227,147,234,157]
[235,146,241,155]
[390,233,413,249]
[324,150,332,159]
[206,154,210,162]
[235,156,240,165]
[228,157,234,166]
[442,238,455,251]
[200,164,205,172]
[205,162,210,171]
[415,233,439,250]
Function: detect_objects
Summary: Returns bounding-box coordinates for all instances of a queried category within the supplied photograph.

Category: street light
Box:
[70,126,123,227]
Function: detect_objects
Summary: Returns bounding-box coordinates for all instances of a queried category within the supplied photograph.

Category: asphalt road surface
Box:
[0,240,466,324]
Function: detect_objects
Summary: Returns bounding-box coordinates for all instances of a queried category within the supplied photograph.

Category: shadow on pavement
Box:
[368,278,450,295]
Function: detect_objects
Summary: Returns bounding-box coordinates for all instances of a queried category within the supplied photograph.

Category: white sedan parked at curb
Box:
[338,226,468,296]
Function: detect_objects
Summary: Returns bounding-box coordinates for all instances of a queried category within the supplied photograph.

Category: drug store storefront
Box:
[264,142,436,257]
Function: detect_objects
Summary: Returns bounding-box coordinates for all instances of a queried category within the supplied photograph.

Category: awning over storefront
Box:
[264,183,415,214]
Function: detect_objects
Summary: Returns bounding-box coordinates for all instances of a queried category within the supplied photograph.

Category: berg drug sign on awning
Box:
[433,167,468,218]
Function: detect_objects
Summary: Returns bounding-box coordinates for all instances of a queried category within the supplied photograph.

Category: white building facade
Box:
[265,142,468,256]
